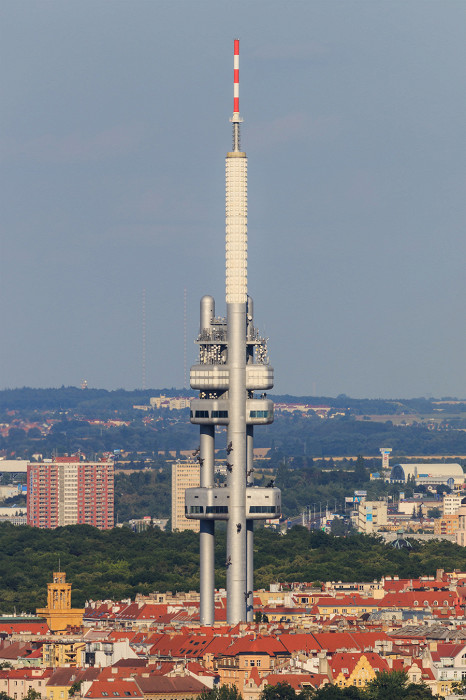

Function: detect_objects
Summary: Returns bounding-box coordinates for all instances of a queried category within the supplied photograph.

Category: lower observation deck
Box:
[185,485,281,520]
[190,398,273,425]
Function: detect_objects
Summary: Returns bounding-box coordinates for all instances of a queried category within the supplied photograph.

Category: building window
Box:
[206,506,228,514]
[212,411,228,418]
[189,506,204,514]
[249,410,268,418]
[249,506,277,514]
[195,410,209,418]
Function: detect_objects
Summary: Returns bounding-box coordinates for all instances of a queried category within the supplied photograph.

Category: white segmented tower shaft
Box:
[226,39,247,304]
[225,154,248,304]
[186,39,280,626]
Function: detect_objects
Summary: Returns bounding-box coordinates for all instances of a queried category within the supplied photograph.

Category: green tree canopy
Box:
[198,687,243,700]
[260,683,298,700]
[365,670,434,700]
[312,686,364,700]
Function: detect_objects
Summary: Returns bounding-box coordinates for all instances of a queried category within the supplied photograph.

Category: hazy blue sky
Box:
[1,1,465,398]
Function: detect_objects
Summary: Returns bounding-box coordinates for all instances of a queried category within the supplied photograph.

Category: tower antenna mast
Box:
[142,289,146,390]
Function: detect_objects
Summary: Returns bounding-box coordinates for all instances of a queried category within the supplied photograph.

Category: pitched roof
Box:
[223,635,289,657]
[84,680,142,699]
[313,632,360,652]
[430,643,466,661]
[134,676,208,694]
[0,641,37,660]
[47,668,100,687]
[330,652,389,678]
[278,634,321,654]
[261,673,328,690]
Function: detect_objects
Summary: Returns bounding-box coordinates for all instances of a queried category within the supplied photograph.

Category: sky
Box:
[1,1,465,399]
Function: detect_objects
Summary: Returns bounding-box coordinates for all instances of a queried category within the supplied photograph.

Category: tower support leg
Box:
[200,425,215,625]
[246,425,254,621]
[226,302,247,624]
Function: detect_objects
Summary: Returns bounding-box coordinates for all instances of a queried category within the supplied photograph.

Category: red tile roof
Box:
[84,680,142,699]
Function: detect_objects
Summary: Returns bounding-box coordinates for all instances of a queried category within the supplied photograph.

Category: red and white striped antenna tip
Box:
[233,38,239,115]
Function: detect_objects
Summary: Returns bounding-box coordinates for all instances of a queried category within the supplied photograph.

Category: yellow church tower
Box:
[36,572,84,632]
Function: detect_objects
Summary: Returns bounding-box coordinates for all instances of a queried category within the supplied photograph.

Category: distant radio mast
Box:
[184,288,187,389]
[142,288,146,390]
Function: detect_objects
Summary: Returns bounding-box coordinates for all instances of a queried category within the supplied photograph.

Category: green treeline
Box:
[1,524,465,614]
[1,387,466,462]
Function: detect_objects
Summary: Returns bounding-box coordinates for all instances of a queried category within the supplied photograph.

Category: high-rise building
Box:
[27,457,114,529]
[171,460,200,532]
[185,40,281,625]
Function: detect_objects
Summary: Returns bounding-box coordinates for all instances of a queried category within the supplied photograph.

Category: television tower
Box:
[186,40,281,625]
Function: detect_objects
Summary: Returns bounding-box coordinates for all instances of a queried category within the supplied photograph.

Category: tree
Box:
[365,670,434,700]
[311,686,364,700]
[0,693,14,700]
[365,670,409,700]
[297,688,315,700]
[402,683,435,700]
[330,518,347,536]
[427,508,441,519]
[23,690,41,700]
[198,686,243,700]
[451,679,466,695]
[260,683,298,700]
[69,681,82,697]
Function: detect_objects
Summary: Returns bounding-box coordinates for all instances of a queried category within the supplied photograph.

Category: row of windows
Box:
[187,505,278,515]
[192,409,269,419]
[192,410,228,418]
[186,505,229,514]
[249,505,278,513]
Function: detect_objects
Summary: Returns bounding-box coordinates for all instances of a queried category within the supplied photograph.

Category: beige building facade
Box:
[356,500,387,534]
[443,494,462,515]
[171,461,200,532]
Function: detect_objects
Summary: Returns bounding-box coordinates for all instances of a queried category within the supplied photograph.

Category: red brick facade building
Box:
[27,457,114,529]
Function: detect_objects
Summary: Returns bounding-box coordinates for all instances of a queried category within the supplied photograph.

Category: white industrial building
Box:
[390,463,464,489]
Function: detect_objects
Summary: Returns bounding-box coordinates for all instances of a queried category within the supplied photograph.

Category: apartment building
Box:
[27,457,114,529]
[171,460,200,532]
[355,500,387,534]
